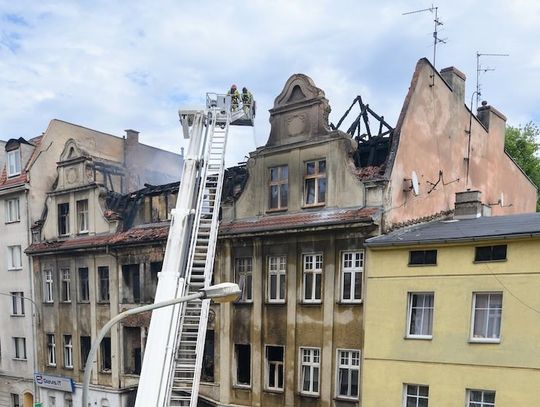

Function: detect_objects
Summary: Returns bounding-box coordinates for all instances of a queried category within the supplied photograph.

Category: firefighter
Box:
[241,87,255,118]
[227,84,240,111]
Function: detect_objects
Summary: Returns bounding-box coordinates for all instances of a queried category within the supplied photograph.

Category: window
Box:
[98,266,110,302]
[58,203,70,236]
[404,384,429,407]
[265,345,284,391]
[79,267,89,302]
[5,198,20,222]
[43,270,54,303]
[303,254,322,303]
[48,396,56,407]
[13,337,26,360]
[80,336,91,369]
[341,251,363,302]
[201,330,214,382]
[10,292,25,316]
[475,245,507,262]
[268,256,286,303]
[300,347,320,395]
[10,393,20,407]
[234,344,251,386]
[61,269,71,302]
[269,165,288,210]
[304,159,326,206]
[409,250,437,265]
[467,389,496,407]
[337,350,360,399]
[47,334,56,366]
[407,293,434,338]
[64,395,73,407]
[63,335,73,368]
[100,337,111,371]
[7,245,22,270]
[471,293,502,342]
[7,149,21,176]
[235,257,252,303]
[76,199,89,233]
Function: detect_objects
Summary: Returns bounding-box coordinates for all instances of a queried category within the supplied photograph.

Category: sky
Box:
[1,0,539,167]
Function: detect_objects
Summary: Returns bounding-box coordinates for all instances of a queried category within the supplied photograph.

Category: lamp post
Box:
[82,282,240,407]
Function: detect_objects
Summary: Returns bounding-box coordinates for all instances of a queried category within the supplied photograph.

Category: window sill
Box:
[232,384,251,390]
[407,263,437,267]
[10,314,25,318]
[12,358,27,362]
[48,364,57,368]
[337,300,363,305]
[334,396,359,403]
[7,173,22,178]
[60,301,72,304]
[234,301,253,305]
[97,301,110,305]
[405,335,433,341]
[265,301,286,306]
[266,208,288,214]
[8,268,23,272]
[301,203,325,210]
[77,231,89,235]
[469,338,501,344]
[473,259,507,264]
[64,366,74,370]
[298,392,320,399]
[43,301,54,305]
[299,301,322,306]
[5,220,21,225]
[264,388,284,394]
[78,301,91,304]
[99,370,112,375]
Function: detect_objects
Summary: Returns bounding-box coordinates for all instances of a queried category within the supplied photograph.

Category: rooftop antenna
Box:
[403,5,447,70]
[476,51,509,109]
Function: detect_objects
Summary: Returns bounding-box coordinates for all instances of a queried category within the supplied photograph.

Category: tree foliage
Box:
[504,121,540,210]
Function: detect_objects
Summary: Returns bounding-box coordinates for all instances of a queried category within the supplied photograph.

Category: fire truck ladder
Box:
[135,94,253,407]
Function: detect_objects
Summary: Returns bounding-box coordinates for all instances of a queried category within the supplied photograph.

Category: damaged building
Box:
[198,59,536,407]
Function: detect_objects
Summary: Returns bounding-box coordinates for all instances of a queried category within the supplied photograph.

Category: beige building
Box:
[199,60,536,407]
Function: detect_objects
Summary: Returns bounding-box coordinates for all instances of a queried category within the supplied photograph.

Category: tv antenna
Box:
[403,5,447,69]
[476,51,509,109]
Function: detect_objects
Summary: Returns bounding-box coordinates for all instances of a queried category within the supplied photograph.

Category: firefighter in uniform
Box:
[241,87,255,118]
[227,84,240,111]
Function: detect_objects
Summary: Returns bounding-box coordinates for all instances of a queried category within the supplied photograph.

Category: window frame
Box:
[60,268,71,303]
[47,334,56,367]
[100,337,112,372]
[63,335,73,369]
[58,202,70,236]
[235,257,253,303]
[336,349,360,400]
[403,383,429,407]
[474,245,507,262]
[406,292,435,339]
[10,292,25,316]
[13,337,27,360]
[303,159,326,207]
[98,266,110,303]
[466,389,496,407]
[302,253,323,303]
[267,255,286,303]
[408,249,437,266]
[5,198,20,223]
[470,292,503,343]
[234,343,251,388]
[7,149,21,177]
[11,393,21,407]
[76,199,89,233]
[80,336,91,370]
[78,267,90,303]
[43,270,54,303]
[265,345,284,392]
[7,245,22,270]
[299,347,320,396]
[340,251,364,303]
[268,165,288,211]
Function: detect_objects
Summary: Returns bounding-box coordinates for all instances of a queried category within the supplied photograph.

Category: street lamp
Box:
[82,283,240,407]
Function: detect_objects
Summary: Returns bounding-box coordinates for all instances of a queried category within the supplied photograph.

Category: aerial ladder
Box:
[135,94,254,406]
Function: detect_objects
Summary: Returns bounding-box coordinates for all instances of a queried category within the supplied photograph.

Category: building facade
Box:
[363,203,540,406]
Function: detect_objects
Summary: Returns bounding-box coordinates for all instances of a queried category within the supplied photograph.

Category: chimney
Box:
[454,190,484,219]
[476,101,507,131]
[125,129,139,144]
[440,66,466,103]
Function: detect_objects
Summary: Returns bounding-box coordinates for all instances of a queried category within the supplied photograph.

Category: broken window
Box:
[201,330,214,382]
[80,336,91,369]
[123,327,142,375]
[58,203,70,236]
[122,264,141,303]
[341,251,363,302]
[98,266,110,302]
[100,337,112,372]
[234,344,251,386]
[265,345,284,391]
[474,245,507,262]
[269,165,288,210]
[61,268,71,302]
[78,268,89,302]
[76,199,89,233]
[303,254,323,303]
[235,258,252,303]
[268,256,286,303]
[303,160,326,206]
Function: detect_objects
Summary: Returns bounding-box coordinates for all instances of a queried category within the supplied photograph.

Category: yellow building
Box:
[363,198,540,406]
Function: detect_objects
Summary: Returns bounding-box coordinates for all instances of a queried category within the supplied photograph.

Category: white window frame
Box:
[467,389,496,407]
[267,255,286,303]
[61,269,71,303]
[265,345,284,392]
[7,245,22,270]
[98,266,110,302]
[407,292,434,339]
[303,254,323,303]
[76,199,89,233]
[47,334,56,366]
[336,349,360,399]
[303,159,326,206]
[58,202,70,236]
[403,384,429,407]
[7,149,21,177]
[299,347,320,396]
[43,270,54,303]
[13,337,26,360]
[5,198,20,223]
[268,165,288,210]
[340,251,363,303]
[235,257,253,303]
[10,292,25,316]
[470,292,503,343]
[63,335,73,368]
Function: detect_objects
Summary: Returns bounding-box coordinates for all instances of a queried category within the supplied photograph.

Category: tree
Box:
[504,121,540,210]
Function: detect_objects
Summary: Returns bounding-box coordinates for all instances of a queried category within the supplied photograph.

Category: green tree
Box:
[504,121,540,210]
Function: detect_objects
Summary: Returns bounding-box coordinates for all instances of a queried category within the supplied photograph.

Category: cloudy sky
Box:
[1,0,539,167]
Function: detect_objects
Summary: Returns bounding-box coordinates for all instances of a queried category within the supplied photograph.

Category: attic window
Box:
[474,245,507,262]
[7,149,21,177]
[67,147,75,159]
[409,250,437,266]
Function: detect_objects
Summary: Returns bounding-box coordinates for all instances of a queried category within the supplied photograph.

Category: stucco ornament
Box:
[286,114,306,137]
[66,167,78,184]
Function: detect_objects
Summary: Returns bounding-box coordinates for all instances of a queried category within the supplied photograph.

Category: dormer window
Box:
[7,149,21,177]
[304,160,326,206]
[58,203,70,236]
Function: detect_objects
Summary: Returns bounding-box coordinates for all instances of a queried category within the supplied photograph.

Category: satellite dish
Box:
[499,192,504,207]
[411,171,420,196]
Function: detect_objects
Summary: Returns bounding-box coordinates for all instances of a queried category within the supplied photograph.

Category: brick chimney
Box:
[125,129,139,145]
[454,190,491,219]
[440,66,466,103]
[476,101,507,131]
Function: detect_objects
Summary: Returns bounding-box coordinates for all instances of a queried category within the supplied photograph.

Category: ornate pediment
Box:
[59,139,88,162]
